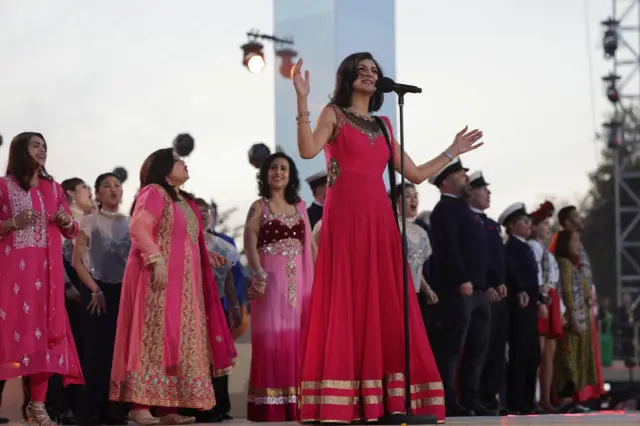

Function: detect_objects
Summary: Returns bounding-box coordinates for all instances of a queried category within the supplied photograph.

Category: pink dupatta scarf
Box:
[187,198,237,374]
[297,200,315,328]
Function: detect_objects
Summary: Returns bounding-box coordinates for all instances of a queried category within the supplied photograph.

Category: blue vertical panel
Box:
[335,0,398,188]
[274,0,397,201]
[274,0,336,201]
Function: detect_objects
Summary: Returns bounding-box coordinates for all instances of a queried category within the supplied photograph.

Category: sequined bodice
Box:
[324,106,394,194]
[256,199,307,307]
[257,208,305,254]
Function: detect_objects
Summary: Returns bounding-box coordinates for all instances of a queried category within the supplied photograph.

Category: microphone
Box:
[376,77,422,94]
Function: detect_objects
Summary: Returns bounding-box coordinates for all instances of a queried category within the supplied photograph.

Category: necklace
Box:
[345,108,375,122]
[99,209,120,217]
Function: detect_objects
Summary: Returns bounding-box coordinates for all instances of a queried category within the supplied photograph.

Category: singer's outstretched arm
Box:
[391,125,483,184]
[393,140,458,185]
[296,99,336,159]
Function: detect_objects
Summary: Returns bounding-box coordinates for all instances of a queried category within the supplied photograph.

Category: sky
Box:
[0,0,620,235]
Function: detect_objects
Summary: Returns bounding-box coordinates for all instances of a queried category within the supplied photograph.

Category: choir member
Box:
[429,158,492,417]
[551,205,604,403]
[467,171,509,416]
[500,203,541,415]
[305,170,327,230]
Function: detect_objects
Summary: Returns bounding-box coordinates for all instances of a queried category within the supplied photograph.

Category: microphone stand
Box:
[379,92,437,425]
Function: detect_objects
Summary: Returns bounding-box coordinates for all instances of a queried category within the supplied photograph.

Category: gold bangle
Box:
[146,252,165,265]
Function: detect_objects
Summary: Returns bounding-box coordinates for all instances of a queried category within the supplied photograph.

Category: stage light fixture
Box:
[602,73,621,104]
[602,18,619,59]
[241,31,295,75]
[603,118,623,149]
[242,41,265,73]
[276,48,298,79]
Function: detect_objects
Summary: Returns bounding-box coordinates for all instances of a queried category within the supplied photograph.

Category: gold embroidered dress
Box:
[553,258,597,397]
[109,184,236,409]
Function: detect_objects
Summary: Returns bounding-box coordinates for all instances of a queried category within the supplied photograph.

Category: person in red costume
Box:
[527,201,564,413]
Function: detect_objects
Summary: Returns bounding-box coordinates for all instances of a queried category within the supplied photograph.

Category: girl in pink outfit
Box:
[0,132,84,426]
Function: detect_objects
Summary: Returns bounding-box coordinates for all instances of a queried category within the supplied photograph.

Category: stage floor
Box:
[2,414,638,425]
[0,326,637,425]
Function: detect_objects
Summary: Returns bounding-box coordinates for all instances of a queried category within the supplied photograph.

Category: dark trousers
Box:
[213,298,231,415]
[480,298,509,408]
[44,294,86,419]
[506,305,540,414]
[77,283,123,422]
[433,290,491,407]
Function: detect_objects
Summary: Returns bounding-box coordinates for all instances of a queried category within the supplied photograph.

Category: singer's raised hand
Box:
[450,126,484,156]
[293,58,310,98]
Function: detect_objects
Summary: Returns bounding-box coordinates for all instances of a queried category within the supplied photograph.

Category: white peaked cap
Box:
[468,171,482,183]
[305,170,328,187]
[468,170,490,189]
[428,157,468,186]
[498,202,528,227]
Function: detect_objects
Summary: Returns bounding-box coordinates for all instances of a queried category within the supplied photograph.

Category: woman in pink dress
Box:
[109,148,236,425]
[0,132,84,426]
[243,152,315,422]
[291,53,483,423]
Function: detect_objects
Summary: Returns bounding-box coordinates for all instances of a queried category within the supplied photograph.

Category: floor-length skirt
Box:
[248,252,309,422]
[299,174,445,423]
[110,247,216,410]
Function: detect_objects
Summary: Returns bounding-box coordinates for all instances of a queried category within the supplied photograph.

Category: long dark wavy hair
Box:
[94,172,120,210]
[257,153,301,205]
[6,132,54,191]
[130,148,193,214]
[329,52,385,113]
[554,230,576,263]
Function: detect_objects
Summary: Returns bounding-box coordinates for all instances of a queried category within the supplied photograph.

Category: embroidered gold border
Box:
[139,185,173,377]
[299,374,444,423]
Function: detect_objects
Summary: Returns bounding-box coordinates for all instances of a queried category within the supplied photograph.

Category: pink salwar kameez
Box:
[109,184,236,410]
[0,176,84,399]
[247,200,314,422]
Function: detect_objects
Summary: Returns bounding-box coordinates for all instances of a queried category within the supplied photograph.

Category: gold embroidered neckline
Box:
[336,107,382,146]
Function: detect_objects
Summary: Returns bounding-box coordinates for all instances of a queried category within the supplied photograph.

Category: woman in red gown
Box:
[291,53,484,423]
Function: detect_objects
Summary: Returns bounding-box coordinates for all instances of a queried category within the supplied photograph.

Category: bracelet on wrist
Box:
[296,111,310,125]
[91,290,103,297]
[146,253,165,265]
[442,150,454,161]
